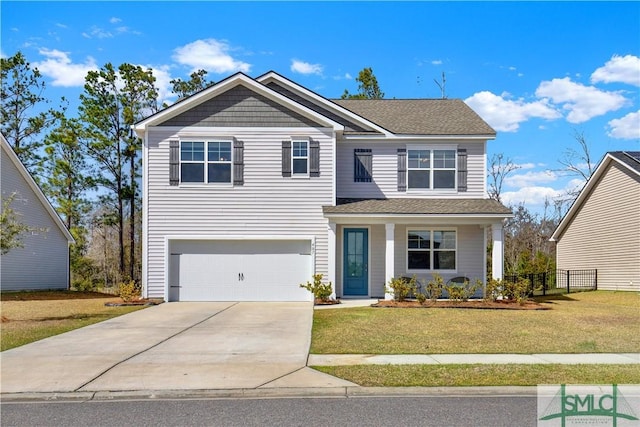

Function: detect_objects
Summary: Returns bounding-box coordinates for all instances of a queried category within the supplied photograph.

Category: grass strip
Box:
[313,364,640,387]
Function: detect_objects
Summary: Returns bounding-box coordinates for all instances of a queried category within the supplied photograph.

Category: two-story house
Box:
[133,72,512,302]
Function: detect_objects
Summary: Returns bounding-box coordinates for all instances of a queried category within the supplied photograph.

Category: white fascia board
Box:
[550,153,617,242]
[133,73,344,135]
[257,71,392,137]
[342,134,496,141]
[0,134,75,244]
[323,213,513,222]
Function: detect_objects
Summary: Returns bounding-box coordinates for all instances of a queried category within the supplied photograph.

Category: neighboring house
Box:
[1,133,74,291]
[133,72,512,302]
[551,151,640,292]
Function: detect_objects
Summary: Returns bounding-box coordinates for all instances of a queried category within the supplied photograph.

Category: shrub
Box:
[425,273,444,302]
[443,278,480,303]
[386,276,417,302]
[485,277,533,305]
[299,274,333,302]
[118,279,141,302]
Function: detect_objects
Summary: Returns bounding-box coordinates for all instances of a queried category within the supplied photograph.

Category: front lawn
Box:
[314,364,640,387]
[1,290,147,351]
[310,291,640,354]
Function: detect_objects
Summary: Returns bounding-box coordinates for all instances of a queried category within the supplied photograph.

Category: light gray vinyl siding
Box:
[336,141,486,199]
[557,162,640,291]
[158,85,323,128]
[335,223,484,298]
[145,127,334,299]
[393,224,485,285]
[1,147,69,291]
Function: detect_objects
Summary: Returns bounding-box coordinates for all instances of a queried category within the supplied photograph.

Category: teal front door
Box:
[343,228,369,296]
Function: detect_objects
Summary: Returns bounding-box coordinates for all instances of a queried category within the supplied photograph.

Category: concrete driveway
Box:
[1,302,353,394]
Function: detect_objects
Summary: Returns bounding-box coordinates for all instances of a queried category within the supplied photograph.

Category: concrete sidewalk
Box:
[308,353,640,366]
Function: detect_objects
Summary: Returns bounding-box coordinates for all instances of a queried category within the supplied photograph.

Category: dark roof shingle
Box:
[609,151,640,174]
[332,99,496,136]
[323,198,512,215]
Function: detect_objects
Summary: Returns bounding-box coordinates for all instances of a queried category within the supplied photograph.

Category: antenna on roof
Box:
[434,72,447,99]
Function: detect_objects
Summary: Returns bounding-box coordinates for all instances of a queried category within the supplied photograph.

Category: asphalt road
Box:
[1,395,537,427]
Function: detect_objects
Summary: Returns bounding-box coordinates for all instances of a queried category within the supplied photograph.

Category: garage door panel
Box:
[169,240,313,302]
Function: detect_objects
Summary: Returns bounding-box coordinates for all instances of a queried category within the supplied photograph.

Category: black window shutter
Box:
[397,148,407,192]
[354,149,372,182]
[233,140,244,186]
[282,141,292,177]
[309,140,320,177]
[169,140,179,186]
[457,148,468,192]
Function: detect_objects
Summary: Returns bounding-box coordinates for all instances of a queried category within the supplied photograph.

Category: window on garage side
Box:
[180,141,205,182]
[180,141,232,184]
[207,141,232,183]
[407,229,456,271]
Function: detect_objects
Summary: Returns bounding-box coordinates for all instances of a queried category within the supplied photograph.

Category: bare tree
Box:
[434,72,447,99]
[487,153,520,203]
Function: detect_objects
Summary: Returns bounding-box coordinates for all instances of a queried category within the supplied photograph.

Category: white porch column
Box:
[491,222,504,281]
[327,222,337,299]
[385,223,395,300]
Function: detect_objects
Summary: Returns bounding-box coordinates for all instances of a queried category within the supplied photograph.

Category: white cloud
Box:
[172,39,250,74]
[147,64,174,106]
[109,17,122,24]
[291,59,323,75]
[33,49,97,87]
[535,77,629,123]
[591,54,640,86]
[504,170,557,188]
[465,91,561,132]
[514,162,537,170]
[82,25,112,39]
[607,110,640,139]
[501,186,562,208]
[431,59,443,65]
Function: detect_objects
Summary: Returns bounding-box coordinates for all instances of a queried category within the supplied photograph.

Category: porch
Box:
[322,198,512,300]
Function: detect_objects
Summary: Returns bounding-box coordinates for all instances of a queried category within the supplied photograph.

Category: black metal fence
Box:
[504,269,597,296]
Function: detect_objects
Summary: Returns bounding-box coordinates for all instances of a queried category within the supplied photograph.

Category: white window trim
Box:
[406,228,458,273]
[291,138,310,178]
[406,144,457,193]
[179,138,233,186]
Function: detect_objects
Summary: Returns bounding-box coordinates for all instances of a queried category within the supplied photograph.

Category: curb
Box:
[0,386,538,402]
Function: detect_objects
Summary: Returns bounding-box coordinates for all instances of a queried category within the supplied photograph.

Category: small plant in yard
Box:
[386,276,417,302]
[485,277,534,305]
[118,279,141,302]
[425,273,444,302]
[300,274,333,302]
[443,279,480,303]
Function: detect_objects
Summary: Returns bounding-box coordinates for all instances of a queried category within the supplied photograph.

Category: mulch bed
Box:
[372,299,549,310]
[104,299,163,307]
[314,298,341,305]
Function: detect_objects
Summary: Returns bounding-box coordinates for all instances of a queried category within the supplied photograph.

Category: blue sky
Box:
[2,1,639,214]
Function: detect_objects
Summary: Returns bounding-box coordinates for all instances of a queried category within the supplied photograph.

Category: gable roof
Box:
[550,150,640,241]
[135,71,496,139]
[133,72,345,135]
[333,99,496,136]
[1,133,74,244]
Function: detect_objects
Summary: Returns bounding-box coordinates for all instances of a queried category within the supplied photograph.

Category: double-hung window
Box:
[292,140,309,175]
[180,141,232,183]
[407,148,456,190]
[407,229,456,271]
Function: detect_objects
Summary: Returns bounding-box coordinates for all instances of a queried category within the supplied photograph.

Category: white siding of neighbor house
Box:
[557,162,640,292]
[335,223,485,298]
[1,145,69,290]
[145,127,335,299]
[336,140,487,199]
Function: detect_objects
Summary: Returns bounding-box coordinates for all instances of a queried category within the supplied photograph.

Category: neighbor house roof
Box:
[323,198,512,216]
[332,99,496,136]
[550,150,640,241]
[0,133,75,244]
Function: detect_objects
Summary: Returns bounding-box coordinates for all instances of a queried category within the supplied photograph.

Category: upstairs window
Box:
[407,148,456,190]
[292,140,309,175]
[180,141,232,183]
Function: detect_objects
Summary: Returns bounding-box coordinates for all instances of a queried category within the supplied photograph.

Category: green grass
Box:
[311,291,640,354]
[313,364,640,387]
[1,291,146,351]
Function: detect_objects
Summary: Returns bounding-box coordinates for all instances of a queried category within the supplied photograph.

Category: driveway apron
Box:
[0,302,313,393]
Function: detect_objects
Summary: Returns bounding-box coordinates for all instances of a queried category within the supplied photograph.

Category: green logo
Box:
[538,384,639,427]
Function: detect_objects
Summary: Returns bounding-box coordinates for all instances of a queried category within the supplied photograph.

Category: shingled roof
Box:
[608,151,640,174]
[332,99,496,136]
[323,198,512,215]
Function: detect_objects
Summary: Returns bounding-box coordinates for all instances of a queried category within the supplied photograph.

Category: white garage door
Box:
[168,240,313,302]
